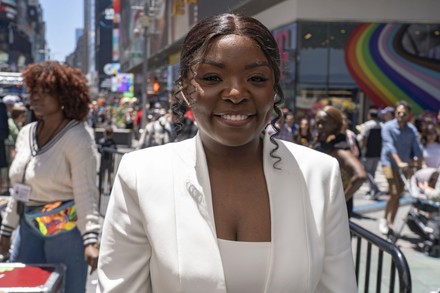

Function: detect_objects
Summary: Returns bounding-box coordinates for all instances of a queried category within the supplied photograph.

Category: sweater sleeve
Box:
[0,198,19,237]
[66,126,101,246]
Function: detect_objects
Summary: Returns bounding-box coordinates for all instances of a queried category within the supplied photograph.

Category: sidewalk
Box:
[352,165,440,292]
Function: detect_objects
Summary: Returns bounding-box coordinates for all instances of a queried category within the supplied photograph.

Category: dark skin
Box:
[204,138,271,242]
[184,35,274,242]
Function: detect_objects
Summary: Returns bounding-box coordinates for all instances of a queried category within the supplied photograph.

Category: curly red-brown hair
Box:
[22,61,91,121]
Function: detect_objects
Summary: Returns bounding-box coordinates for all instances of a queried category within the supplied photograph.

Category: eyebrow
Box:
[200,59,270,70]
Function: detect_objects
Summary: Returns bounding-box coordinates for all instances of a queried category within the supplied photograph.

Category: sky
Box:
[39,0,84,61]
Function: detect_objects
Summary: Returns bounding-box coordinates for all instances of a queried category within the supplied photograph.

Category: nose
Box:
[221,80,248,104]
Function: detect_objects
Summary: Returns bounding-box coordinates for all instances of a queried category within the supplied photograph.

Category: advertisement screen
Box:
[111,73,133,93]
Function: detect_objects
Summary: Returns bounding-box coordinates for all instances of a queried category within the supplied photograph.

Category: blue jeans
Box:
[12,217,87,293]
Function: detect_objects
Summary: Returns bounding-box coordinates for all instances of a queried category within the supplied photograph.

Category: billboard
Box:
[111,73,133,93]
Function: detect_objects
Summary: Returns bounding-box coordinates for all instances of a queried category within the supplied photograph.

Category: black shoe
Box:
[387,228,398,243]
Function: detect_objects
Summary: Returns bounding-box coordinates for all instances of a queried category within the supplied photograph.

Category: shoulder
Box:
[63,121,95,146]
[18,122,35,136]
[407,123,419,133]
[382,120,396,132]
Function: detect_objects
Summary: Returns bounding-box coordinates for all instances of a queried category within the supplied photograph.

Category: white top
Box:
[218,239,271,293]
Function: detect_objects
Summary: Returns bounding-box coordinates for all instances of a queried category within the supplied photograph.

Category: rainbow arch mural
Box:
[345,23,440,114]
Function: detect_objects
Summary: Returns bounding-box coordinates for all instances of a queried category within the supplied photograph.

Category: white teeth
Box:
[222,114,248,121]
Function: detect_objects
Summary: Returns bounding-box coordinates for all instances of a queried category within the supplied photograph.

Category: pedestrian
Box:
[137,108,176,148]
[421,124,440,169]
[294,117,313,147]
[379,100,423,235]
[359,108,383,199]
[97,13,357,292]
[3,104,27,194]
[98,126,118,193]
[277,111,297,142]
[314,105,367,218]
[379,106,394,123]
[0,61,100,293]
[2,95,20,116]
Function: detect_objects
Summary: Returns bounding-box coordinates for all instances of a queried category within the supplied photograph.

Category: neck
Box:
[398,120,407,129]
[201,136,263,170]
[37,115,68,147]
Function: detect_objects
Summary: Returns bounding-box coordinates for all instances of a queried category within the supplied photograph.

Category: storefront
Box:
[271,20,440,120]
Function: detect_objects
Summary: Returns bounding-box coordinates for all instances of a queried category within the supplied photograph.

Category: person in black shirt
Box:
[98,126,117,193]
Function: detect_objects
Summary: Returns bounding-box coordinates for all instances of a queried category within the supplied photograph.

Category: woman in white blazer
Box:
[97,13,357,293]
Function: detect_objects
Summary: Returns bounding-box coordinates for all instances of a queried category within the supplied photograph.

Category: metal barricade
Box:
[350,221,412,293]
[97,147,127,217]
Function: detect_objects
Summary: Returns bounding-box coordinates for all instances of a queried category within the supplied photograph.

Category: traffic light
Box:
[153,81,160,93]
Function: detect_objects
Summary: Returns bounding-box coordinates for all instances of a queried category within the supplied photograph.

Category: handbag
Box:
[23,200,78,237]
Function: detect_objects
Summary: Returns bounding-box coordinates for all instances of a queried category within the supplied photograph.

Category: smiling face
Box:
[184,34,275,148]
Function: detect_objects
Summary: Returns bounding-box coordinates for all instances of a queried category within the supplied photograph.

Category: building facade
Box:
[0,0,45,72]
[112,0,439,126]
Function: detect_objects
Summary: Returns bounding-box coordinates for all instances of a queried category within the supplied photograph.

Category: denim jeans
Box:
[12,217,88,293]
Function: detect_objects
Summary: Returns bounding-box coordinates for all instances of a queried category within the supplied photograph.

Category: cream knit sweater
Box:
[0,120,100,246]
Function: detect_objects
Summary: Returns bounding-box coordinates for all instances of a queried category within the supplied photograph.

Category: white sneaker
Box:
[379,218,389,235]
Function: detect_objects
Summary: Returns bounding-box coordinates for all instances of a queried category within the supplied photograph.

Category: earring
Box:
[181,92,191,106]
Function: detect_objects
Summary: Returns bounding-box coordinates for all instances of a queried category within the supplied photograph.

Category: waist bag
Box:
[24,200,77,237]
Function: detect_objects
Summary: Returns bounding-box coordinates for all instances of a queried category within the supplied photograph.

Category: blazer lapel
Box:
[172,136,226,292]
[263,135,311,292]
[171,134,313,292]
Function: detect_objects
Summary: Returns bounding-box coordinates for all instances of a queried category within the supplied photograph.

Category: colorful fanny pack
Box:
[24,200,77,237]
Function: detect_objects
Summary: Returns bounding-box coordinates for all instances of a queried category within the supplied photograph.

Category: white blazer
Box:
[97,134,357,293]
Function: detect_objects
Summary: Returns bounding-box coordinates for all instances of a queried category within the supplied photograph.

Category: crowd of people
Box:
[271,101,439,236]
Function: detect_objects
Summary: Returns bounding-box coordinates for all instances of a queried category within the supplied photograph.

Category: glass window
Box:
[328,22,357,86]
[298,22,328,86]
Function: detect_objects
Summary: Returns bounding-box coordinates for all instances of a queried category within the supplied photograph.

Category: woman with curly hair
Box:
[0,61,100,293]
[97,13,356,292]
[313,105,367,218]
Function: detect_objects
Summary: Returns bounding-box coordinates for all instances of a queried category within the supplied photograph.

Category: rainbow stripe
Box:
[345,23,440,114]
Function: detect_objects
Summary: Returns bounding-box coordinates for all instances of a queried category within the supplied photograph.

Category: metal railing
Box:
[350,221,412,293]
